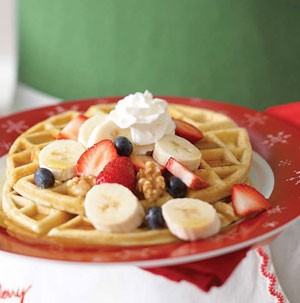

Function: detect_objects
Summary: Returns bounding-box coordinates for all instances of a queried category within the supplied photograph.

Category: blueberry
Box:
[114,136,133,156]
[146,206,165,229]
[34,168,55,188]
[166,177,187,198]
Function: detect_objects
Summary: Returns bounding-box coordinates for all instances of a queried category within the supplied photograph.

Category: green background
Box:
[19,0,300,110]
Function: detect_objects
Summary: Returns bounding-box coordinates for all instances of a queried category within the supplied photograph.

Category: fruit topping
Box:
[165,157,209,190]
[174,119,204,143]
[76,139,118,177]
[84,183,145,232]
[96,156,136,191]
[87,118,131,148]
[34,167,55,188]
[166,176,187,198]
[78,113,107,148]
[153,134,201,171]
[231,184,271,217]
[146,206,165,229]
[114,136,133,157]
[132,143,154,155]
[39,139,85,181]
[162,198,221,240]
[130,155,164,173]
[58,114,88,140]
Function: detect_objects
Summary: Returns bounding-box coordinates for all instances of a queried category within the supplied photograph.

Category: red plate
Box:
[0,97,299,267]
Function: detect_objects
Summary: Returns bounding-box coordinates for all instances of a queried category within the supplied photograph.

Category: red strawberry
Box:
[174,119,204,143]
[165,157,208,190]
[96,157,136,191]
[231,184,271,217]
[130,155,164,173]
[58,114,88,140]
[76,139,118,177]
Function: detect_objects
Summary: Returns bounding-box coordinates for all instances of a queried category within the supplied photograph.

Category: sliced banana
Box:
[162,198,221,241]
[87,117,131,148]
[132,143,154,155]
[78,113,107,147]
[39,140,85,181]
[153,134,201,171]
[84,183,145,233]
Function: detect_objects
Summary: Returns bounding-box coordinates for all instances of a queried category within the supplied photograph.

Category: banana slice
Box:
[132,143,154,155]
[87,117,131,148]
[39,140,85,181]
[162,198,221,241]
[84,183,145,232]
[78,113,107,147]
[153,134,201,171]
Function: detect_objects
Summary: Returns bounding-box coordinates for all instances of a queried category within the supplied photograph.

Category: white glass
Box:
[0,0,17,115]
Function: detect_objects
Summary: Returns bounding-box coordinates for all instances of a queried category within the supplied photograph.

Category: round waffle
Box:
[2,103,251,246]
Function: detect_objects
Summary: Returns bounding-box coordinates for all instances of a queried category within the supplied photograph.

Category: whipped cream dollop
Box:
[109,91,175,145]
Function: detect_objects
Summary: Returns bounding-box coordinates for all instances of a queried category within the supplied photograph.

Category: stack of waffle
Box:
[1,104,252,246]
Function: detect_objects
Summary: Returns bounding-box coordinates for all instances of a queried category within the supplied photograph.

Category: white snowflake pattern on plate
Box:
[0,120,28,134]
[211,228,239,242]
[45,105,81,117]
[111,247,162,261]
[215,109,232,117]
[278,159,292,167]
[286,170,300,186]
[262,221,278,228]
[189,98,204,106]
[262,131,291,148]
[242,112,268,127]
[267,206,286,216]
[0,141,10,153]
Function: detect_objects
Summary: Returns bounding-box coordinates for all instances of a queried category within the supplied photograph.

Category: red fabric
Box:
[265,101,300,128]
[142,102,300,292]
[143,247,249,291]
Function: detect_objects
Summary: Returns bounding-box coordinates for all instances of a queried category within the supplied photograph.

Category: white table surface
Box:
[2,83,299,303]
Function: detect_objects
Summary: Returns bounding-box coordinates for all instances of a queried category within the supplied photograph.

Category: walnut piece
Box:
[137,161,166,203]
[66,176,96,197]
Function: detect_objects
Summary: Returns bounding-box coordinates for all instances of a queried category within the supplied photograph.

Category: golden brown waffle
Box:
[2,103,251,246]
[0,176,7,228]
[2,182,178,246]
[188,127,252,202]
[14,175,85,215]
[2,181,239,246]
[168,104,238,132]
[0,203,6,229]
[2,182,72,234]
[6,111,79,187]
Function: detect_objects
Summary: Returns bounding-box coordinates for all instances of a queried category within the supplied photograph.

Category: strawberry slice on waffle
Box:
[232,184,271,217]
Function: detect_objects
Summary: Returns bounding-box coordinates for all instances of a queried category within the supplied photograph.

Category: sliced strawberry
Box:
[231,184,271,217]
[174,119,204,143]
[58,114,88,140]
[165,157,208,190]
[76,139,118,177]
[96,157,136,191]
[130,155,164,173]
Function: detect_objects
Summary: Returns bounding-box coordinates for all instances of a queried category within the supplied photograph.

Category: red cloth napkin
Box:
[265,101,300,128]
[142,101,300,292]
[143,247,249,291]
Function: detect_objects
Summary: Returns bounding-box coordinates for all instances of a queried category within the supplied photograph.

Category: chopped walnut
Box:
[137,161,166,203]
[66,176,96,197]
